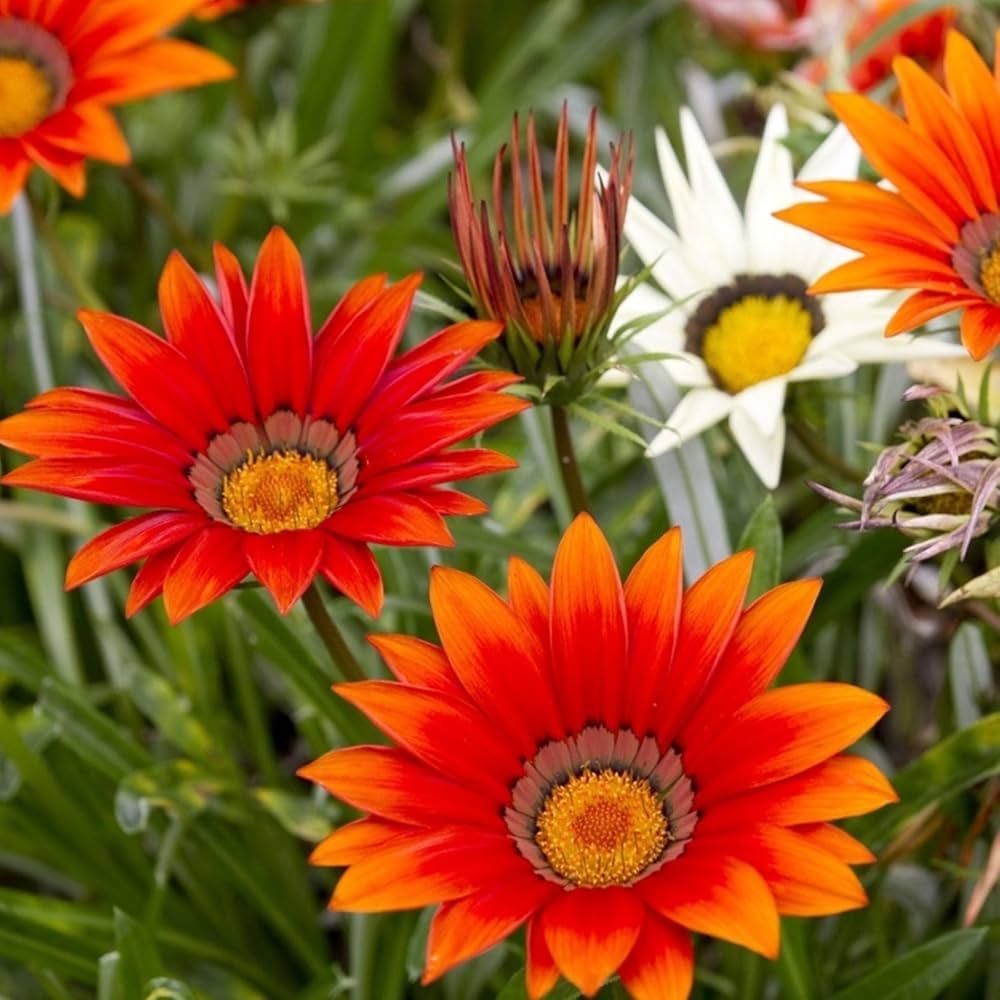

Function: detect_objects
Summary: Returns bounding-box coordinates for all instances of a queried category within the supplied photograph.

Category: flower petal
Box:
[162,524,248,623]
[618,914,693,1000]
[319,534,383,618]
[243,529,323,614]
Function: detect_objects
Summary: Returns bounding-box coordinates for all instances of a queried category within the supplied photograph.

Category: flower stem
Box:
[301,583,367,684]
[11,194,54,392]
[28,195,107,311]
[550,404,590,516]
[789,417,866,484]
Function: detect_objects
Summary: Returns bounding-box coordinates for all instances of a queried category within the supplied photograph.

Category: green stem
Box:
[301,583,366,684]
[11,194,54,391]
[121,165,212,271]
[28,196,107,310]
[789,417,866,484]
[550,404,590,516]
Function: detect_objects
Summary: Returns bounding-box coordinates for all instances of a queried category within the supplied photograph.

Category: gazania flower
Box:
[449,104,633,401]
[300,514,896,999]
[0,228,527,623]
[814,395,1000,563]
[778,32,1000,360]
[0,0,233,212]
[615,104,964,487]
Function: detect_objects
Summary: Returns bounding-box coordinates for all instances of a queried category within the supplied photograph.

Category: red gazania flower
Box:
[777,31,1000,360]
[300,515,896,999]
[0,228,527,623]
[0,0,233,212]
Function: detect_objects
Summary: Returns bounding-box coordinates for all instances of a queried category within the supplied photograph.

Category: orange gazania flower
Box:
[0,0,233,212]
[300,515,896,999]
[0,228,527,623]
[777,31,1000,360]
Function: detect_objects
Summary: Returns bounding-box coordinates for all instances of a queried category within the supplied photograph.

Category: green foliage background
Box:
[0,1,996,998]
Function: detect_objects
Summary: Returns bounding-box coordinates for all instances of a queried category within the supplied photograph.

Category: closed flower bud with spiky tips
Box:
[812,393,1000,565]
[448,103,633,404]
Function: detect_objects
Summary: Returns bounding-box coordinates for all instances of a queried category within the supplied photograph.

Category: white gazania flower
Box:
[616,104,967,488]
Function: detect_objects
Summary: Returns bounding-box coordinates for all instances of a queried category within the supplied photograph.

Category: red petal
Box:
[430,566,562,752]
[360,448,518,495]
[423,876,559,983]
[549,514,628,732]
[638,850,779,958]
[319,534,383,617]
[298,745,501,829]
[654,550,754,746]
[213,242,249,348]
[243,529,323,614]
[333,680,522,798]
[66,511,203,589]
[125,547,178,617]
[622,526,682,736]
[618,915,693,1000]
[162,524,248,623]
[540,887,643,997]
[527,916,560,1000]
[507,556,549,651]
[960,304,1000,360]
[314,273,387,349]
[311,274,422,430]
[158,251,255,422]
[412,488,488,517]
[77,309,227,449]
[327,493,454,546]
[246,227,312,417]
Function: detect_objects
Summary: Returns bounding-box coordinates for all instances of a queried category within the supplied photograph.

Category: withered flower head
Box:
[813,389,1000,565]
[448,103,633,402]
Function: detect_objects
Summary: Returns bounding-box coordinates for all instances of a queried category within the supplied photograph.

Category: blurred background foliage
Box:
[0,0,997,998]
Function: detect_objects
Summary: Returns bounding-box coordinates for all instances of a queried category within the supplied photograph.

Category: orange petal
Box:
[541,887,644,997]
[315,272,387,347]
[125,547,178,617]
[618,914,693,1000]
[162,524,248,623]
[247,227,312,417]
[327,492,454,547]
[959,304,1000,360]
[638,851,779,958]
[526,914,560,1000]
[623,526,682,737]
[808,252,966,297]
[689,683,890,804]
[944,31,1000,194]
[298,745,501,830]
[38,104,130,165]
[422,876,558,983]
[794,823,877,865]
[213,242,248,347]
[654,550,754,746]
[243,529,323,615]
[681,578,821,743]
[507,555,550,651]
[894,55,996,213]
[308,816,409,866]
[885,289,975,336]
[330,827,527,912]
[430,565,561,753]
[550,514,628,732]
[0,151,31,214]
[66,511,203,589]
[366,634,462,696]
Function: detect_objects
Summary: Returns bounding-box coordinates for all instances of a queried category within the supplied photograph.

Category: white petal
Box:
[733,376,786,435]
[645,386,732,456]
[798,123,860,184]
[621,191,712,301]
[616,281,687,353]
[839,333,969,364]
[745,105,798,274]
[786,352,858,382]
[729,410,786,489]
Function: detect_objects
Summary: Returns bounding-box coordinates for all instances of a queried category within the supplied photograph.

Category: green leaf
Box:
[831,928,987,1000]
[111,909,163,1000]
[776,919,814,1000]
[496,967,580,1000]
[851,714,1000,849]
[737,495,783,599]
[939,566,1000,607]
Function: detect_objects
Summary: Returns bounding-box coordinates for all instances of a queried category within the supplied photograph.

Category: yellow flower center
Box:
[701,294,814,395]
[979,244,1000,305]
[221,449,339,535]
[0,55,54,138]
[534,768,668,888]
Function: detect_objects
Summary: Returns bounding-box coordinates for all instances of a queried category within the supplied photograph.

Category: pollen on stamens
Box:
[534,768,668,888]
[221,449,339,535]
[979,243,1000,305]
[0,56,54,137]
